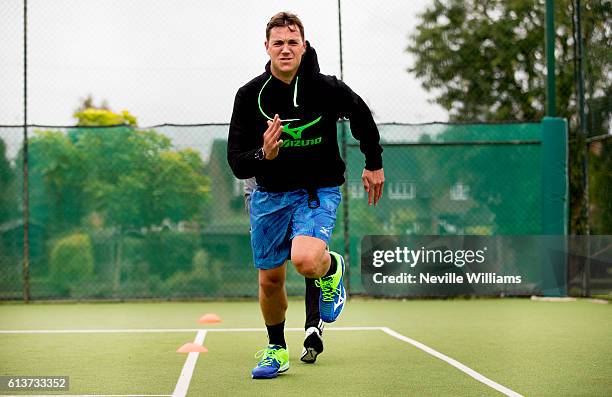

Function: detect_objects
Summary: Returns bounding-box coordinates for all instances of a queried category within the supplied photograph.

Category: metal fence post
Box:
[22,0,30,303]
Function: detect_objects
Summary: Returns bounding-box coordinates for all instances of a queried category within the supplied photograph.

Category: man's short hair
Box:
[266,12,305,41]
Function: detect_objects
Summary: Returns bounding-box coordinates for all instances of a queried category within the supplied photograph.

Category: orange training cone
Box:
[198,313,222,324]
[177,343,208,353]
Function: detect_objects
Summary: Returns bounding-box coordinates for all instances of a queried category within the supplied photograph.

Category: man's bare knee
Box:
[259,270,285,294]
[292,252,323,278]
[291,236,328,278]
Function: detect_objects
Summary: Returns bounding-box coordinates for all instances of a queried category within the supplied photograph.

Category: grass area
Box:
[0,298,611,396]
[1,333,185,395]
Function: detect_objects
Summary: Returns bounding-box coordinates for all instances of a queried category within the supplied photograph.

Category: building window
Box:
[349,181,365,199]
[405,222,421,234]
[450,182,469,201]
[388,182,416,200]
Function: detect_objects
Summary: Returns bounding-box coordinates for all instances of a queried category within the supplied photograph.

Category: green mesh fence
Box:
[0,122,557,300]
[587,134,611,236]
[0,127,23,300]
[341,122,543,293]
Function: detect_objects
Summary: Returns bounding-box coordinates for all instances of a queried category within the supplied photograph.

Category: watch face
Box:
[255,147,265,160]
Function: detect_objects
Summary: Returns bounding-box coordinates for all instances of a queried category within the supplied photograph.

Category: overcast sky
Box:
[0,0,447,127]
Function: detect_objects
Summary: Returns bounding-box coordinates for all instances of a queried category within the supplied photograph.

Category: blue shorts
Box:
[249,186,341,270]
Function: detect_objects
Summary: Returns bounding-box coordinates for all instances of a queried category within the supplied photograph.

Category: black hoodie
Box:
[227,43,383,192]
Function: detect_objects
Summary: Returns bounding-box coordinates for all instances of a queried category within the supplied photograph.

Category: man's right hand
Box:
[263,114,284,160]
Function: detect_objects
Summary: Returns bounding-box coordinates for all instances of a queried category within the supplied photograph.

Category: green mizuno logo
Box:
[282,116,322,139]
[281,137,322,148]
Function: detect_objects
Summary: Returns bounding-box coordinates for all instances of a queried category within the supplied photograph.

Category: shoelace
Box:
[315,277,337,302]
[254,347,281,367]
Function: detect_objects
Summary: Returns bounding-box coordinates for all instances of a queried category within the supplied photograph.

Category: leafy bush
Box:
[164,249,221,297]
[145,230,201,279]
[50,233,94,294]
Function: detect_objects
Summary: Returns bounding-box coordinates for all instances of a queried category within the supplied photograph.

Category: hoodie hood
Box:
[264,41,320,80]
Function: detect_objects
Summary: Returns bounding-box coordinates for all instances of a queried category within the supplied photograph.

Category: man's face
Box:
[265,25,306,77]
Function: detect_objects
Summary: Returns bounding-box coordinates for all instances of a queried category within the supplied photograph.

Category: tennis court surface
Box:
[1,298,610,396]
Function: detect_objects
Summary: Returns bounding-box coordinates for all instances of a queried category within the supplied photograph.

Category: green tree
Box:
[0,138,16,224]
[26,104,210,231]
[75,127,209,230]
[74,107,137,127]
[0,138,18,285]
[407,0,611,233]
[27,130,87,231]
[588,138,612,234]
[21,102,210,290]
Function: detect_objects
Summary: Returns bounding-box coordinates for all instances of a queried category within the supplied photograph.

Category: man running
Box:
[228,11,384,379]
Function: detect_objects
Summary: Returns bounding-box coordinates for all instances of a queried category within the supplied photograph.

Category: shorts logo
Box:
[319,226,330,237]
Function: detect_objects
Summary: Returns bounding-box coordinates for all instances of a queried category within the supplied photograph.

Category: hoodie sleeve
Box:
[227,88,264,179]
[335,79,383,171]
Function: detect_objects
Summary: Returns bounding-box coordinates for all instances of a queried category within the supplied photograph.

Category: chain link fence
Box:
[1,122,547,299]
[0,1,609,300]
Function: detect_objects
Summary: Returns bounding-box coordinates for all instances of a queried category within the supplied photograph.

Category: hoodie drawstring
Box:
[293,76,299,108]
[258,76,301,122]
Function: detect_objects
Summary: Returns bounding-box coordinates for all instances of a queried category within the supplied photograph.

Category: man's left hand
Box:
[362,168,385,206]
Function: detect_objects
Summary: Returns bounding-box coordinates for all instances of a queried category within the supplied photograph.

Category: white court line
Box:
[0,329,204,334]
[382,327,524,397]
[0,326,381,334]
[172,330,206,397]
[0,395,172,397]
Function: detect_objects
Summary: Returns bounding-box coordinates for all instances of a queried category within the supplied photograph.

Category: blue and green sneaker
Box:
[251,344,289,379]
[316,251,346,323]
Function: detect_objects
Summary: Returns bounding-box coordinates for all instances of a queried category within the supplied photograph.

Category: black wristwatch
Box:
[254,147,265,160]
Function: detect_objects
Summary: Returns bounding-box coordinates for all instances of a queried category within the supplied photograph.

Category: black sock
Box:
[304,277,321,330]
[323,252,337,277]
[266,320,286,348]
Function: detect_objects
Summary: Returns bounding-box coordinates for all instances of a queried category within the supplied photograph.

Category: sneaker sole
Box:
[300,347,320,363]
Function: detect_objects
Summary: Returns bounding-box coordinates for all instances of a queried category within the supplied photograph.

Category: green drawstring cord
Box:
[258,76,301,122]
